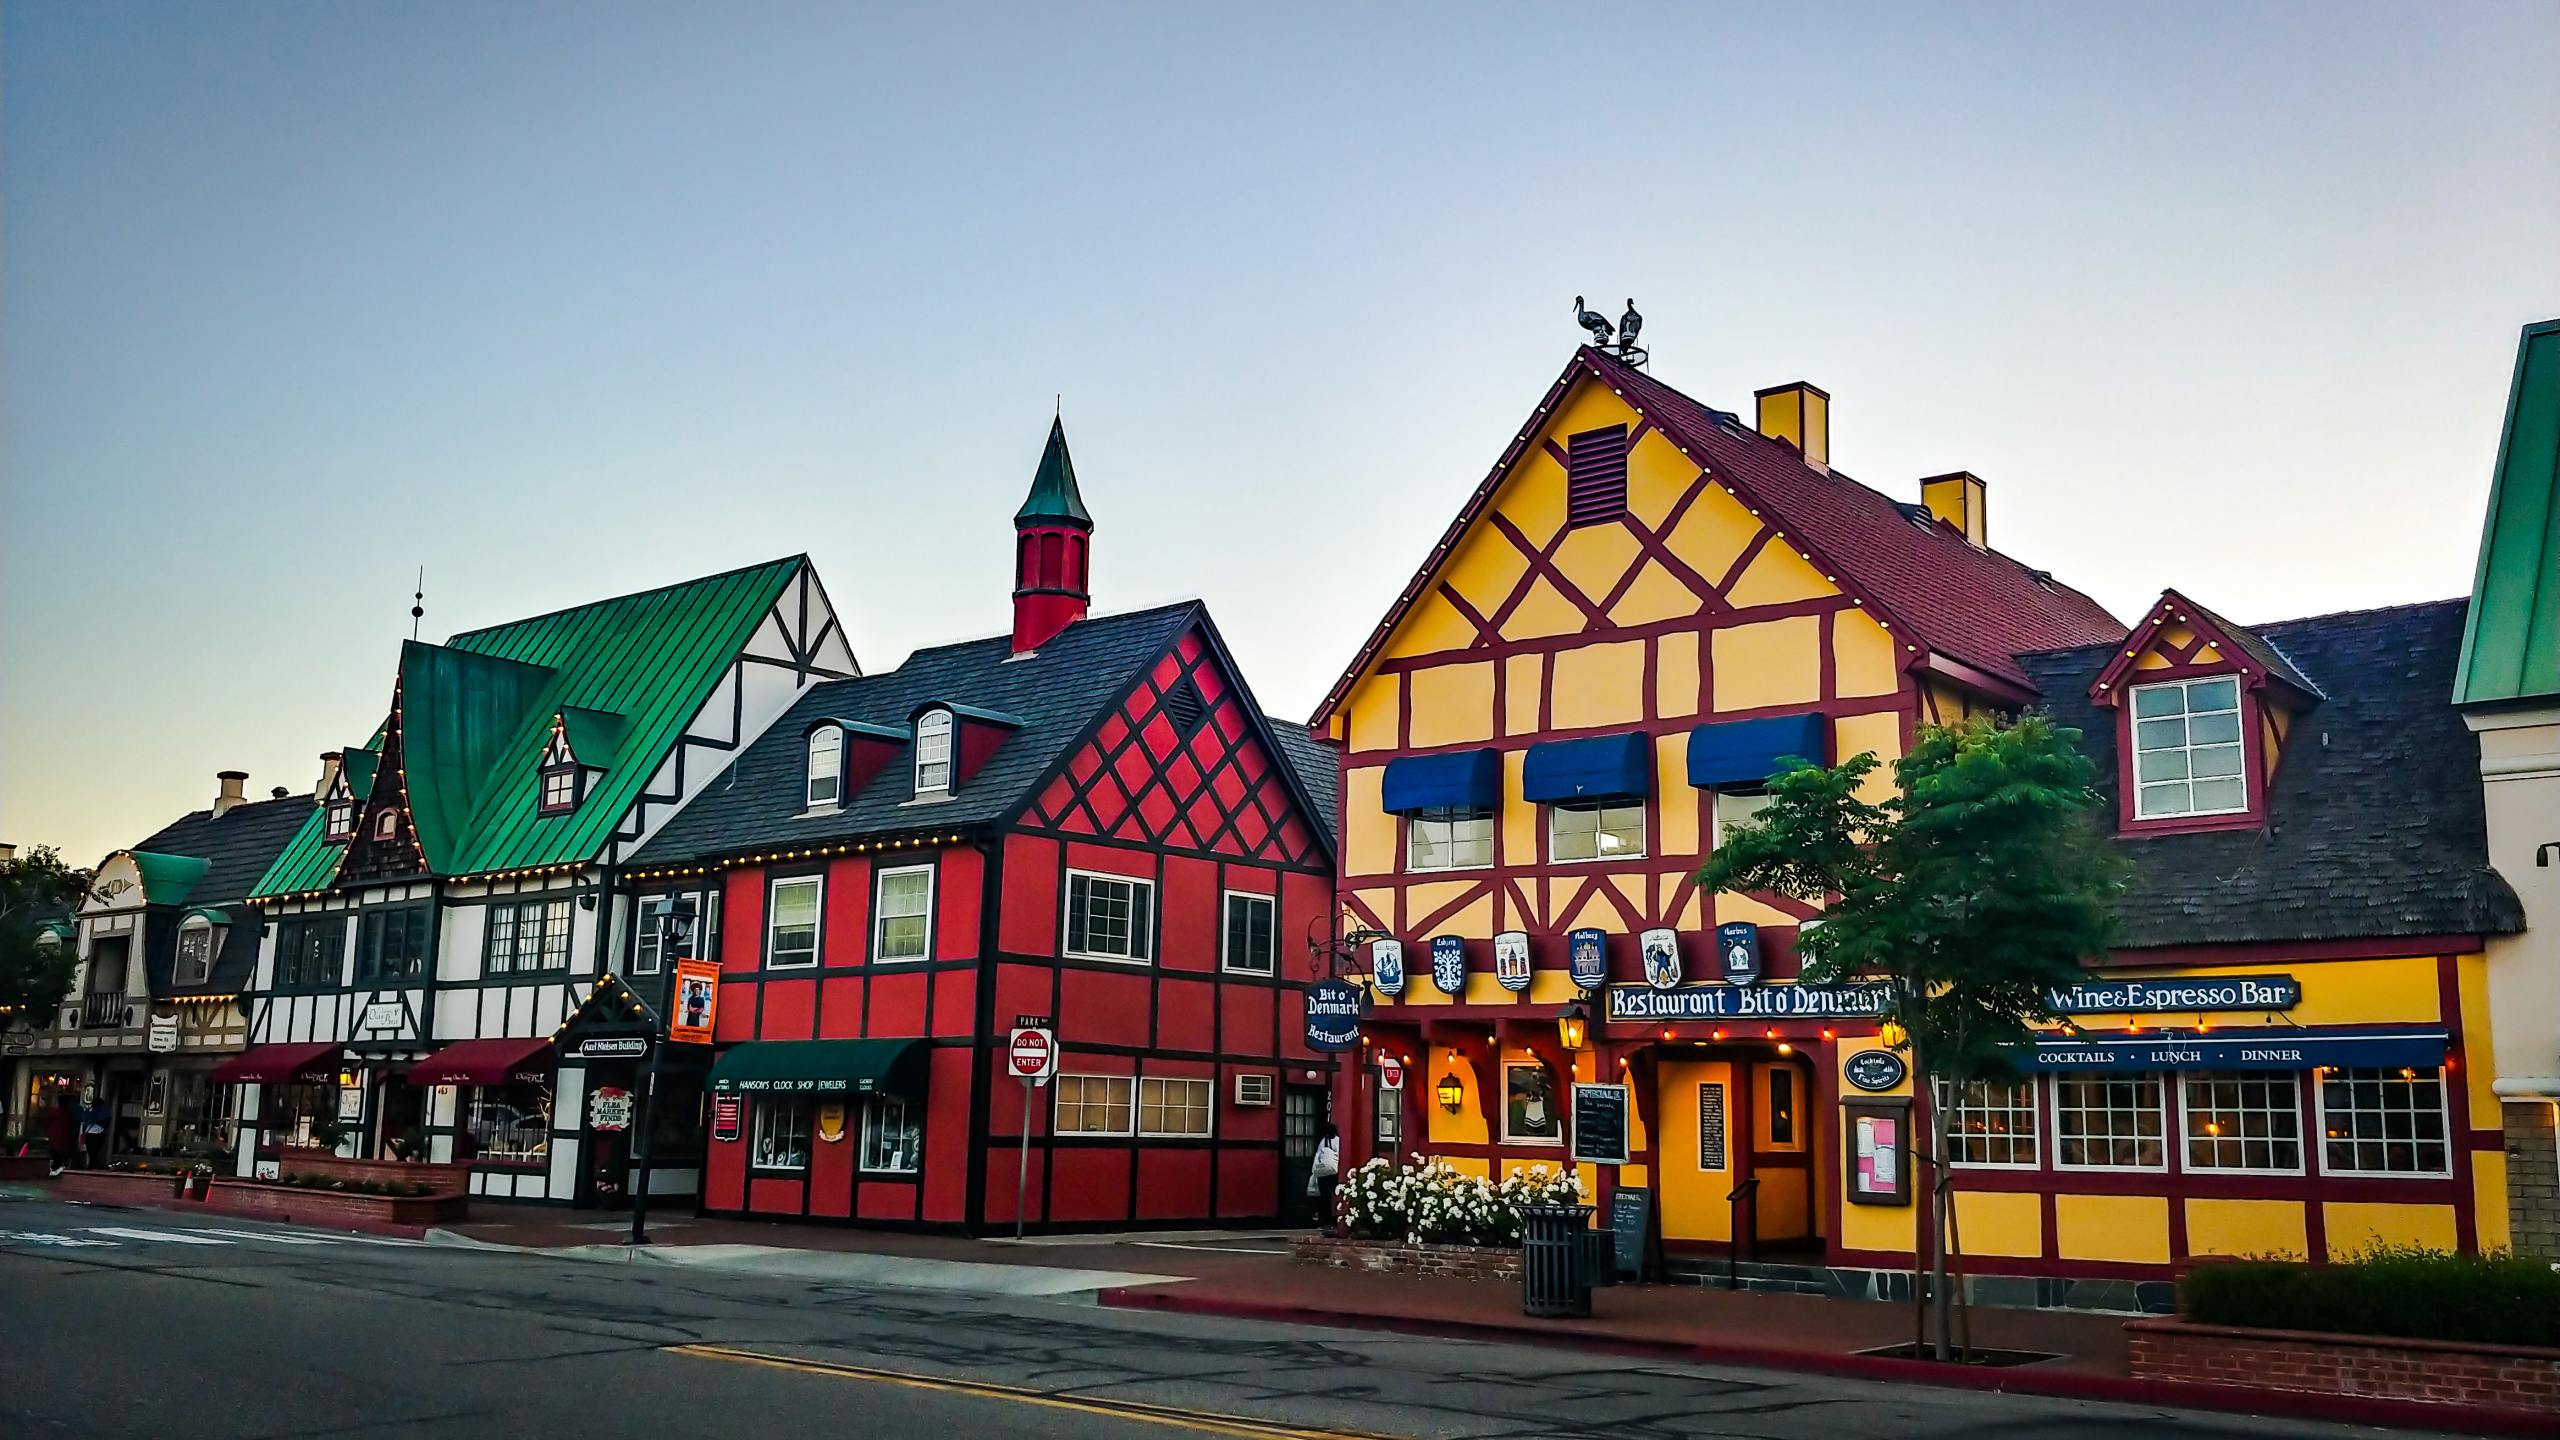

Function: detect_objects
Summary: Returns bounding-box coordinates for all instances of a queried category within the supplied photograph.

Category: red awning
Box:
[212,1042,343,1086]
[405,1037,555,1088]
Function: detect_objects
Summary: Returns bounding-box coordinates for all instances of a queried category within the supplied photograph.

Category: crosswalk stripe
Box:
[188,1228,339,1245]
[85,1227,232,1245]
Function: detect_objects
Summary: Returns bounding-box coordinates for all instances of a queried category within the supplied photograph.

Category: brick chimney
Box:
[1920,471,1988,548]
[1755,382,1830,473]
[214,771,249,817]
[1011,416,1094,655]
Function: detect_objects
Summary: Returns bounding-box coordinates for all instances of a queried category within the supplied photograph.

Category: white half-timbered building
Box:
[229,557,856,1204]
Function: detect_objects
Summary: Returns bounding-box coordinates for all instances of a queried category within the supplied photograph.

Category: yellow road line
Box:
[665,1343,1395,1440]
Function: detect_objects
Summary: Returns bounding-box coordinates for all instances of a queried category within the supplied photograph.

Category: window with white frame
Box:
[2181,1071,2303,1173]
[2317,1066,2449,1176]
[805,727,843,809]
[765,876,822,968]
[633,898,666,975]
[174,922,217,987]
[324,797,356,841]
[872,865,933,962]
[539,763,580,813]
[1550,800,1645,863]
[751,1096,812,1171]
[1713,790,1774,848]
[913,708,953,796]
[1938,1076,2039,1167]
[1054,1074,1135,1136]
[1065,871,1153,962]
[1406,807,1493,871]
[484,898,573,975]
[2051,1074,2166,1169]
[1138,1077,1214,1137]
[861,1096,922,1173]
[2130,676,2246,819]
[465,1080,552,1163]
[1222,892,1275,974]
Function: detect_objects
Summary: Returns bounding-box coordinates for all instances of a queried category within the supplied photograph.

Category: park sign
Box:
[1008,1016,1056,1084]
[1304,979,1365,1052]
[1608,981,1893,1021]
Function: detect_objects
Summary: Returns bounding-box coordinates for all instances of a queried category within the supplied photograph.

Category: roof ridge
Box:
[2256,596,2468,631]
[880,599,1205,667]
[447,554,805,643]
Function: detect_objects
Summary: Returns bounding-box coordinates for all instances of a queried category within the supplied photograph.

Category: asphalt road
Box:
[0,1196,2466,1440]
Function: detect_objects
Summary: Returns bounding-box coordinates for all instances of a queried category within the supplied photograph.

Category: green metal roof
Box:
[1012,416,1092,526]
[558,706,629,763]
[343,745,381,801]
[129,851,211,906]
[2456,318,2560,707]
[253,556,806,895]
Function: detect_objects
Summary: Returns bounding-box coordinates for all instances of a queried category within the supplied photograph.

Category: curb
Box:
[43,1190,434,1242]
[1096,1287,2548,1438]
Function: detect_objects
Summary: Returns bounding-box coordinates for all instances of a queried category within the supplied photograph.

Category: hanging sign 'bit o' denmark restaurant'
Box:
[1307,338,2521,1301]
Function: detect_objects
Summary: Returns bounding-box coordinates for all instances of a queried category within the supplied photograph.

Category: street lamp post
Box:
[627,895,695,1247]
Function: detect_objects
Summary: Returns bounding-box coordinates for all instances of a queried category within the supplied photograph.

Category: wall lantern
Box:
[1556,996,1592,1053]
[1435,1072,1464,1114]
[1877,1020,1908,1049]
[336,1069,357,1089]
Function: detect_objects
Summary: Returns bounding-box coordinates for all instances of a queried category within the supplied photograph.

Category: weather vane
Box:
[1573,295,1647,368]
[411,567,425,641]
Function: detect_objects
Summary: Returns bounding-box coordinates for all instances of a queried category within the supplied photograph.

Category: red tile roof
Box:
[1313,348,2120,724]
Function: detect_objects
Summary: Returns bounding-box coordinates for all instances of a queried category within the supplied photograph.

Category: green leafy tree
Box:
[1695,716,2123,1360]
[0,846,94,1027]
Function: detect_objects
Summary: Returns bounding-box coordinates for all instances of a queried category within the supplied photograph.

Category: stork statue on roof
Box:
[1573,296,1614,347]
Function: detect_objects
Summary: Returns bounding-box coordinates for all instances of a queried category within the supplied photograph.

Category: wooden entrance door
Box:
[1747,1056,1817,1247]
[1278,1084,1328,1222]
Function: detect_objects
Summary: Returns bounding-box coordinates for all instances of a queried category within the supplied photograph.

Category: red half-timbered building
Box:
[625,420,1340,1231]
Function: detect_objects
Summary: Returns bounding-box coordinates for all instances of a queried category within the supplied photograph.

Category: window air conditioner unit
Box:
[1234,1073,1275,1107]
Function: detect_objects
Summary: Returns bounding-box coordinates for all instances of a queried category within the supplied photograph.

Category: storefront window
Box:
[1938,1077,2038,1167]
[1502,1060,1562,1144]
[163,1071,235,1152]
[1054,1074,1135,1136]
[2052,1075,2166,1169]
[2316,1066,2448,1176]
[1137,1077,1213,1138]
[860,1096,921,1173]
[2181,1072,2302,1173]
[752,1097,813,1170]
[465,1081,553,1163]
[266,1083,340,1147]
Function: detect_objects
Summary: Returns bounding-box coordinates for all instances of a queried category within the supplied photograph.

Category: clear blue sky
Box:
[5,2,2555,864]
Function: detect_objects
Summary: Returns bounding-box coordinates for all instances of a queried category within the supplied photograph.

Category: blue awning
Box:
[1380,750,1501,814]
[1522,733,1652,804]
[1687,713,1828,789]
[2010,1030,2447,1075]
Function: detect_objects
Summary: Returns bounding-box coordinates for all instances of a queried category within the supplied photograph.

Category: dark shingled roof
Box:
[2020,599,2523,949]
[1267,720,1341,851]
[2172,591,2323,700]
[127,792,316,995]
[634,602,1334,866]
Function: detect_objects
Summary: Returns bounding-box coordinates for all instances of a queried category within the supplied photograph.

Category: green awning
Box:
[707,1038,928,1096]
[181,907,231,927]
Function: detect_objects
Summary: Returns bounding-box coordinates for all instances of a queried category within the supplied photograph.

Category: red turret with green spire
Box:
[1012,416,1093,653]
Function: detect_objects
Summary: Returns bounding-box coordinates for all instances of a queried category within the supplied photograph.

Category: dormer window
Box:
[806,726,843,809]
[913,708,953,796]
[537,719,584,815]
[2130,676,2245,819]
[374,809,400,842]
[325,796,356,841]
[175,917,218,986]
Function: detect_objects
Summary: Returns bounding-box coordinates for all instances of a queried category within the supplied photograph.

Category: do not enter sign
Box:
[1008,1023,1056,1085]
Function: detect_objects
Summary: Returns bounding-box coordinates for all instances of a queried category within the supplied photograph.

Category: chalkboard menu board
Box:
[1607,1186,1652,1279]
[1571,1084,1631,1166]
[1698,1082,1727,1170]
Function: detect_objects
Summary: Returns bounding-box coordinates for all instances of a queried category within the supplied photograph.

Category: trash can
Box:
[1520,1202,1596,1318]
[1584,1228,1619,1287]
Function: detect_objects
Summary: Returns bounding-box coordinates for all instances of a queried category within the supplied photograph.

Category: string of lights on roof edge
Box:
[245,832,967,903]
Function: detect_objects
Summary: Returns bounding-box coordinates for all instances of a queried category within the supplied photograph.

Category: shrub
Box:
[1336,1155,1582,1247]
[2184,1244,2560,1349]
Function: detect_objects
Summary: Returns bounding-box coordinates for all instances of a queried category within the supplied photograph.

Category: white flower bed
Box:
[1335,1155,1582,1247]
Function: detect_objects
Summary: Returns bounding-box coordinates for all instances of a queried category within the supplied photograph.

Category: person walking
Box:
[45,1090,78,1177]
[1309,1123,1341,1234]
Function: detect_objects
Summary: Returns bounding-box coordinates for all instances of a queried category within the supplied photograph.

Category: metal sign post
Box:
[1008,1015,1055,1240]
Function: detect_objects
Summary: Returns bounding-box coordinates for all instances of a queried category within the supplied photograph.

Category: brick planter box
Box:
[54,1166,467,1234]
[0,1154,54,1182]
[276,1150,467,1196]
[2127,1318,2560,1417]
[1295,1234,1523,1283]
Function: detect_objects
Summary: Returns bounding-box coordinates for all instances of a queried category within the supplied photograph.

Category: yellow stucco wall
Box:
[1407,664,1494,747]
[2186,1198,2309,1260]
[1953,1190,2044,1258]
[2323,1202,2459,1258]
[2054,1193,2171,1264]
